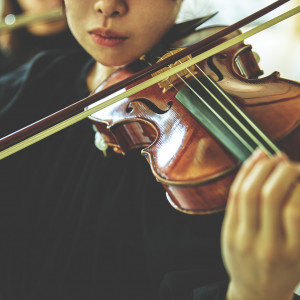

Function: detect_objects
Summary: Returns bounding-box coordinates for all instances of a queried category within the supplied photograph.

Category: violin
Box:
[0,8,64,32]
[0,0,299,214]
[89,24,300,214]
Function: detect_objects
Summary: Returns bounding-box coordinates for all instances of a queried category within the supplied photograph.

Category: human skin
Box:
[64,0,182,91]
[223,149,300,300]
[16,0,67,35]
[64,1,300,299]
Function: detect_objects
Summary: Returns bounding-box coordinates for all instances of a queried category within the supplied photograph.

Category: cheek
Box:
[133,15,176,48]
[64,0,88,30]
[65,4,83,38]
[136,3,179,35]
[17,0,39,11]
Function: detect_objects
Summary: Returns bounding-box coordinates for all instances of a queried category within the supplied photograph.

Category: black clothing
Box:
[0,50,229,299]
[0,28,82,75]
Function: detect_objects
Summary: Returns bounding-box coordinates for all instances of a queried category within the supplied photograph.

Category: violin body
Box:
[89,26,300,214]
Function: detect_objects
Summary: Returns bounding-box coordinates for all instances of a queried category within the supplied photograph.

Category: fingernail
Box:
[251,147,267,160]
[275,152,288,161]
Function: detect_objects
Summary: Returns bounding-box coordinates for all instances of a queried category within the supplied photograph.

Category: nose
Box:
[94,0,128,17]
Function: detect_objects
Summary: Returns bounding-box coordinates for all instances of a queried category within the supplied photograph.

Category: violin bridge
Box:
[152,49,198,93]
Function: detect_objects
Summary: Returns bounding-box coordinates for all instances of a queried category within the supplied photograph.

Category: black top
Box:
[0,28,82,75]
[0,49,229,300]
[1,47,300,300]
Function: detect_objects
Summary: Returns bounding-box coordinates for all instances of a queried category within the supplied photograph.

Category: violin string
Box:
[170,72,255,153]
[145,54,178,91]
[0,6,298,160]
[169,51,279,155]
[192,64,280,154]
[178,63,268,153]
[167,51,255,153]
[155,53,179,92]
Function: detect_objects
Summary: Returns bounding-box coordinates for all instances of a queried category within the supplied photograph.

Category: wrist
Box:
[226,281,294,300]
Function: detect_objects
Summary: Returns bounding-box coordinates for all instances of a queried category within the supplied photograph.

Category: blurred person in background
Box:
[0,0,81,74]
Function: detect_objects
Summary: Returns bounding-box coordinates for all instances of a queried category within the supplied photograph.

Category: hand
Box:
[222,149,300,300]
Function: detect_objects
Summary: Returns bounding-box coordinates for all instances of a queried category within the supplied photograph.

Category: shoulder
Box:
[0,49,93,136]
[3,49,91,84]
[0,48,92,103]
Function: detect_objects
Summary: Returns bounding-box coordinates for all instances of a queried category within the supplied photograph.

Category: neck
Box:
[86,61,119,92]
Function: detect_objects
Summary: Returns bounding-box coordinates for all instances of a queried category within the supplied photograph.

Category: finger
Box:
[260,162,300,243]
[229,148,268,201]
[223,149,267,239]
[237,155,284,234]
[284,181,300,255]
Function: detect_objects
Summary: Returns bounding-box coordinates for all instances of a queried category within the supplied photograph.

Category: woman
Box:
[0,0,81,73]
[0,0,299,299]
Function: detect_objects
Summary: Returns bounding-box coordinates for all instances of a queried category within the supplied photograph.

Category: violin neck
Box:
[176,76,279,162]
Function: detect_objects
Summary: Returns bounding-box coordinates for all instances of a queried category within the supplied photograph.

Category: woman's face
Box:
[65,0,182,67]
[17,0,67,35]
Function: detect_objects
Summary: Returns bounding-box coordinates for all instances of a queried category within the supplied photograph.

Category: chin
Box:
[96,47,144,67]
[98,56,138,69]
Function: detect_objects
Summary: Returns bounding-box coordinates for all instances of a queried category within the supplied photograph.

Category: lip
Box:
[89,29,128,47]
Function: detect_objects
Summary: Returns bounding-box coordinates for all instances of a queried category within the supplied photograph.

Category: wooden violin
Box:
[88,24,300,214]
[0,0,299,214]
